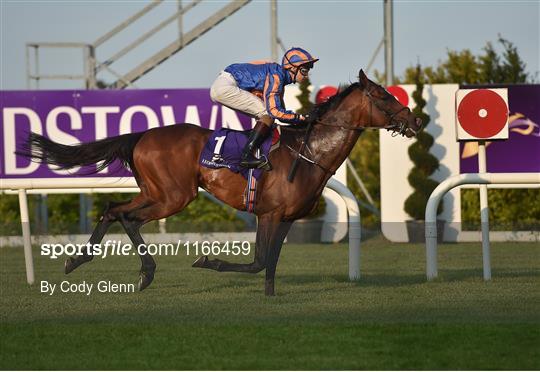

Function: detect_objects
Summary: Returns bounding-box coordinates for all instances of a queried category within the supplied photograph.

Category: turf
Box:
[1,236,539,370]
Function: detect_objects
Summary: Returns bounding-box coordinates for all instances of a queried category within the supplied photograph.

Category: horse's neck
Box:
[307,117,362,174]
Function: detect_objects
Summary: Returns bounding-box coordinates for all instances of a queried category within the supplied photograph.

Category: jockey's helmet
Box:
[281,47,319,70]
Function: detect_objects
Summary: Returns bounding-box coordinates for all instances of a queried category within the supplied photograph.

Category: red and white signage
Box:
[455,88,509,141]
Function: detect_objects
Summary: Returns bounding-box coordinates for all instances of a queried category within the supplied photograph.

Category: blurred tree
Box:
[404,65,441,220]
[396,36,530,85]
[296,77,313,115]
[347,130,381,228]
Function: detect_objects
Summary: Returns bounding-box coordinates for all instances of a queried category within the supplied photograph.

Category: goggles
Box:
[299,67,310,77]
[298,62,314,77]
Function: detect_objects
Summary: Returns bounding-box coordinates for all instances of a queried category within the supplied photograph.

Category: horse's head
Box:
[357,69,422,137]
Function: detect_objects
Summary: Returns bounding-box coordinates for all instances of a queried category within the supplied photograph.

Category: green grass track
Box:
[1,237,539,370]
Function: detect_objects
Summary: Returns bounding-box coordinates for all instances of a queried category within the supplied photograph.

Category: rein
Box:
[285,143,335,178]
[286,120,316,182]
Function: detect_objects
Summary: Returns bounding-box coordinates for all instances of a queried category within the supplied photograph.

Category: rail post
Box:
[18,189,35,285]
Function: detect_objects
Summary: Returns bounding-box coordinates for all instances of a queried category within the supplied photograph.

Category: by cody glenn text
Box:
[40,280,135,296]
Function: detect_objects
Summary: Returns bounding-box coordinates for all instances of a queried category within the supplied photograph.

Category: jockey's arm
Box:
[263,73,302,124]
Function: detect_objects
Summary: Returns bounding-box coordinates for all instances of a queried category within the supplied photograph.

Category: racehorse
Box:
[19,70,422,296]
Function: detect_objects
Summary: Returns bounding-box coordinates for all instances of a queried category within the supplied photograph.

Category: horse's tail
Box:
[16,132,145,173]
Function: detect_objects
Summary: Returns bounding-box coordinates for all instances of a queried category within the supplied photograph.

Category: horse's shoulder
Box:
[280,126,303,145]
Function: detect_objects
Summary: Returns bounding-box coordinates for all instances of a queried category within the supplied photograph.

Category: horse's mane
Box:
[281,82,360,135]
[311,82,360,120]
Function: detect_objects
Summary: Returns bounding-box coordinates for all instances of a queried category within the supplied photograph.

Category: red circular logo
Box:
[316,86,338,104]
[457,89,508,138]
[387,85,409,106]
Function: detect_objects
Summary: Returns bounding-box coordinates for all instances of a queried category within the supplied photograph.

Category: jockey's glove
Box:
[295,114,309,124]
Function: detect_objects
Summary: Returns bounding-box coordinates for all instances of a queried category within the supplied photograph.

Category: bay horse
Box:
[19,70,422,296]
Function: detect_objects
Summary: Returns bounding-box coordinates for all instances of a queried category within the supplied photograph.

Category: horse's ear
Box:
[358,69,369,88]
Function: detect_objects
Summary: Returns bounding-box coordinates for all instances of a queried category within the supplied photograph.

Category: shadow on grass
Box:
[278,273,425,288]
[278,267,540,289]
[438,268,539,281]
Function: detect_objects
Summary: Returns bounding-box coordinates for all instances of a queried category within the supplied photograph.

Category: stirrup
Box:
[240,154,272,171]
[257,155,272,171]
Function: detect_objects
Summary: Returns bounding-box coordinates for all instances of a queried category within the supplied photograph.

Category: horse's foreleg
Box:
[264,221,292,296]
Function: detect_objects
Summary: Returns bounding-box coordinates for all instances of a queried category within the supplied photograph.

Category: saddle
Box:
[199,126,280,181]
[199,126,280,213]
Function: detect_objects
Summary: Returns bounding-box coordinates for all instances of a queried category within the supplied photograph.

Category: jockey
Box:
[210,47,318,169]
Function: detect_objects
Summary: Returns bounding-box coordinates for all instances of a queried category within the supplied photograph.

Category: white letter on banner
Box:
[221,106,243,130]
[46,106,83,174]
[119,106,159,135]
[160,106,177,126]
[2,108,42,175]
[184,105,201,127]
[81,107,120,140]
[209,105,219,130]
[81,106,120,174]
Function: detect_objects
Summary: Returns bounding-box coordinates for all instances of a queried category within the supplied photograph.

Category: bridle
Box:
[286,84,418,181]
[365,88,417,137]
[314,86,417,137]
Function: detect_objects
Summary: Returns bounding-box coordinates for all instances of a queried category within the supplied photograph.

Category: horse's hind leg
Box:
[120,194,198,291]
[191,214,276,273]
[65,200,125,274]
[64,196,149,274]
[118,214,155,291]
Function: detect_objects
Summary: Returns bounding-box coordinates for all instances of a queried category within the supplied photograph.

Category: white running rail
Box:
[425,172,540,281]
[1,177,361,284]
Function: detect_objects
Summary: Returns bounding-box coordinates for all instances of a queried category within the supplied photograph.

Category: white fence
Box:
[1,177,360,285]
[425,172,540,281]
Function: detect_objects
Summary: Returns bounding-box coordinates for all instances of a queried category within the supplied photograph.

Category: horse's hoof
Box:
[192,255,208,268]
[138,271,155,291]
[65,257,77,274]
[65,256,92,274]
[265,280,275,296]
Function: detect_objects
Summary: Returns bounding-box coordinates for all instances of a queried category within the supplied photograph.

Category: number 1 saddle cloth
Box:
[199,127,280,181]
[199,126,280,213]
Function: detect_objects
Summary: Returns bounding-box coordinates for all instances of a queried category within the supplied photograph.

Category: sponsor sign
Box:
[1,89,253,179]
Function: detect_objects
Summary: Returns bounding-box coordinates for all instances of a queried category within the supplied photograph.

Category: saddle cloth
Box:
[199,127,279,181]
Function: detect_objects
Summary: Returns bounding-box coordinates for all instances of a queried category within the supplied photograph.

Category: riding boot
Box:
[240,121,272,170]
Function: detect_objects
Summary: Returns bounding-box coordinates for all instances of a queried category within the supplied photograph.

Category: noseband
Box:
[365,88,416,137]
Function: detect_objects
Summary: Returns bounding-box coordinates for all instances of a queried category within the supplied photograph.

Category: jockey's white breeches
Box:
[210,71,268,119]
